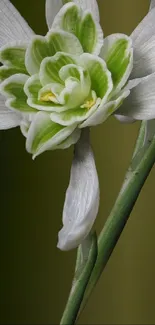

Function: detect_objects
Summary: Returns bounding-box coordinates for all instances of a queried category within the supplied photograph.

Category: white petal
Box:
[45,0,99,30]
[117,73,155,120]
[0,0,34,47]
[73,0,99,22]
[57,129,99,251]
[115,115,135,124]
[131,8,155,78]
[150,0,155,10]
[0,94,21,129]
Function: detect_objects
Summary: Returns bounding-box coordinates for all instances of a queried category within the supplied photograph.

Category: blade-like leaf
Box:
[57,128,100,251]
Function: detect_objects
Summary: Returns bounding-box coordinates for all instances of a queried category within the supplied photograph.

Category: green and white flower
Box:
[1,0,155,251]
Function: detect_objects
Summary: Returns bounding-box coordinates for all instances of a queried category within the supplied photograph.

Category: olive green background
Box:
[0,0,155,324]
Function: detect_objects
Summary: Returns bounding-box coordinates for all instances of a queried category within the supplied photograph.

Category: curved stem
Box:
[78,121,155,317]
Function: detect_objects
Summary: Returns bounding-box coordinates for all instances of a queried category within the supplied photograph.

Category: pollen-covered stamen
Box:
[81,90,97,110]
[39,91,59,104]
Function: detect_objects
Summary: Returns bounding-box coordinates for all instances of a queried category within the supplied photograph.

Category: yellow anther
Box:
[81,98,96,110]
[40,91,57,103]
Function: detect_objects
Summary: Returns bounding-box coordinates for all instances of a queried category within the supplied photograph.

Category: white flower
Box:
[1,0,155,251]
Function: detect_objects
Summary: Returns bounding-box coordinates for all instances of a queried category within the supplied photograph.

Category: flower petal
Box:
[0,94,21,129]
[50,98,101,126]
[114,115,135,123]
[79,90,130,128]
[0,66,23,82]
[55,128,81,149]
[45,0,99,30]
[0,42,27,72]
[25,36,51,75]
[0,73,36,113]
[52,3,103,55]
[26,111,77,158]
[24,74,63,112]
[150,0,155,10]
[117,73,155,120]
[80,53,113,100]
[101,34,133,94]
[130,8,155,78]
[57,128,99,251]
[39,52,76,86]
[0,0,34,47]
[46,29,83,55]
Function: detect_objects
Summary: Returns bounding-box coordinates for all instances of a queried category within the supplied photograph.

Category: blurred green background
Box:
[0,0,155,324]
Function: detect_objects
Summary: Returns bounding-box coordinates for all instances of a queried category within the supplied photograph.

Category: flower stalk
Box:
[77,120,155,319]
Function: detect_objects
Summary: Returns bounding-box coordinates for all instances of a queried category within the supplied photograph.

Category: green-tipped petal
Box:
[0,42,27,72]
[26,111,77,158]
[24,75,63,112]
[52,3,81,36]
[0,66,23,82]
[80,53,113,101]
[25,36,52,75]
[80,90,130,128]
[52,3,103,55]
[0,74,36,112]
[59,64,91,108]
[79,12,103,55]
[39,52,76,86]
[50,97,101,126]
[55,128,81,149]
[46,29,83,56]
[101,34,133,94]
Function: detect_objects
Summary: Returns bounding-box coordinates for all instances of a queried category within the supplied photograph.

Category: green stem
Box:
[60,232,97,325]
[78,121,155,317]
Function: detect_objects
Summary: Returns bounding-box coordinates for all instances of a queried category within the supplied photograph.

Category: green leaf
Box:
[0,44,27,72]
[39,52,76,86]
[26,111,77,158]
[80,53,113,100]
[101,34,133,92]
[0,74,36,112]
[25,36,53,75]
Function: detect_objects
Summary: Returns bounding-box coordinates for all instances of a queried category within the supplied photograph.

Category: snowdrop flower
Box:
[0,0,155,251]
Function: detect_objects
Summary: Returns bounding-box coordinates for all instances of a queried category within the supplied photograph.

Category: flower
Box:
[1,0,155,251]
[0,1,133,158]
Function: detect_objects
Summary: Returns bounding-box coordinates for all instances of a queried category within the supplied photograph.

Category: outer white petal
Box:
[0,0,34,47]
[0,94,21,129]
[131,8,155,78]
[115,115,135,124]
[45,0,99,30]
[150,0,155,10]
[117,73,155,120]
[57,129,99,251]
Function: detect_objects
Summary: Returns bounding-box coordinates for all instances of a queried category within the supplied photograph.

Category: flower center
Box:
[40,91,58,103]
[81,98,96,110]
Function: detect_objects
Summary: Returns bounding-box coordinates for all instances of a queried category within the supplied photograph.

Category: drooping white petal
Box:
[117,73,155,120]
[0,0,34,47]
[0,94,21,129]
[131,7,155,78]
[150,0,155,10]
[45,0,99,30]
[57,128,99,251]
